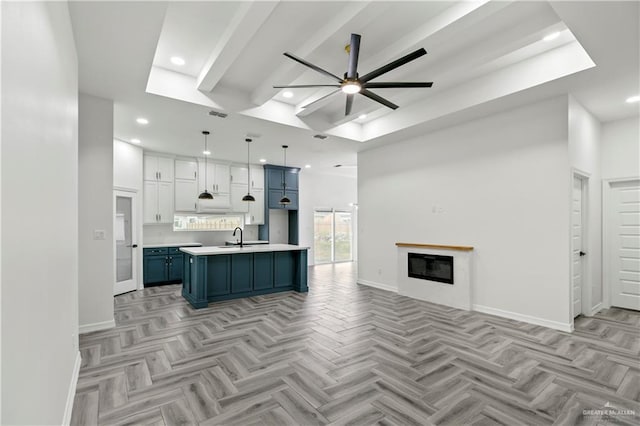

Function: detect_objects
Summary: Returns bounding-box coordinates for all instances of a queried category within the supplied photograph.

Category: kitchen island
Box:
[179,244,309,308]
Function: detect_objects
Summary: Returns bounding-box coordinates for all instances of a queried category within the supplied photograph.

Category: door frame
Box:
[602,176,640,309]
[113,188,141,294]
[570,170,590,320]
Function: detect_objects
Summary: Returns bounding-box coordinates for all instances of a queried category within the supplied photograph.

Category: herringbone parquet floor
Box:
[72,263,640,425]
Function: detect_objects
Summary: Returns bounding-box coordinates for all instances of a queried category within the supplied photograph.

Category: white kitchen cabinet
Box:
[175,159,198,180]
[230,165,249,186]
[245,189,264,225]
[144,180,174,224]
[250,165,264,190]
[144,155,174,182]
[198,161,230,196]
[175,179,198,212]
[231,183,250,213]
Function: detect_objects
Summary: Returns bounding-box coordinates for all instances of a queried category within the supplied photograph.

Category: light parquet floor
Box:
[72,263,640,425]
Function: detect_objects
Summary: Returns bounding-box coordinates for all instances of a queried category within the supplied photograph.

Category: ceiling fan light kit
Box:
[274,33,433,115]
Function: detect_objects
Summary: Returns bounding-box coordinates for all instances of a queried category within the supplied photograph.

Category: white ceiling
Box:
[69,1,639,176]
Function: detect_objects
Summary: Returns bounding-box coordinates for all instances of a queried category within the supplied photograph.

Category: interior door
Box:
[609,179,640,310]
[114,190,138,295]
[572,176,585,317]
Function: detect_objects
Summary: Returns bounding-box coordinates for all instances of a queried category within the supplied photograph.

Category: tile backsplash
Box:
[143,224,259,246]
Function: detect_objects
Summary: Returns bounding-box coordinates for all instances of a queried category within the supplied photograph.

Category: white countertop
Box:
[225,240,269,245]
[143,242,203,248]
[180,244,310,256]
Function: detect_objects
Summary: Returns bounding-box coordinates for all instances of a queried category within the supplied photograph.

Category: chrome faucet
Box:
[232,227,243,248]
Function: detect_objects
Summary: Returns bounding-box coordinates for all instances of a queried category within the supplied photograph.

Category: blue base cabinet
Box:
[182,249,308,309]
[143,247,185,286]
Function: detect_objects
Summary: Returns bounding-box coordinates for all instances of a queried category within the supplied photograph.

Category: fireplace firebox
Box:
[408,252,454,284]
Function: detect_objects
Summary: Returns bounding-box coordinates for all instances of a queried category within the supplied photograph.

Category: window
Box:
[173,214,243,231]
[314,209,353,264]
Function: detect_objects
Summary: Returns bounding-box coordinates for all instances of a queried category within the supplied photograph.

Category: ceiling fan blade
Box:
[345,94,354,115]
[364,82,433,88]
[301,89,341,109]
[347,33,361,79]
[360,48,427,83]
[359,89,398,110]
[283,52,343,83]
[273,84,341,88]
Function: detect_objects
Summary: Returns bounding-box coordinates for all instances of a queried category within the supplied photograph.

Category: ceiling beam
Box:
[250,1,379,106]
[196,1,279,92]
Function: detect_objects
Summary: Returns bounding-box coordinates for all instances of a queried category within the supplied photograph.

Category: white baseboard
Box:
[357,279,397,293]
[62,351,81,425]
[590,302,603,316]
[79,319,115,334]
[473,304,573,333]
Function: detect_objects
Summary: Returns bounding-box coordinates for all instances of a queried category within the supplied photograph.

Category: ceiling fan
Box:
[274,33,433,116]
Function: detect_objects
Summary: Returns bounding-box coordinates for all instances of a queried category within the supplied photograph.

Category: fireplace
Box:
[408,252,454,284]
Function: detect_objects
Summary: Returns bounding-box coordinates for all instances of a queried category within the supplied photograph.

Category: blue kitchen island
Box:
[179,244,309,308]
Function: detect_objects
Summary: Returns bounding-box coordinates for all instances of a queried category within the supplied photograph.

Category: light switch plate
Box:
[93,229,106,240]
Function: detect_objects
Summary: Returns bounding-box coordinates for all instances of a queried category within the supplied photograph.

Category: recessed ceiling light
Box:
[170,56,185,66]
[203,150,211,155]
[136,117,149,125]
[131,138,141,144]
[625,95,640,103]
[282,91,294,98]
[358,114,367,119]
[543,32,560,42]
[259,158,267,163]
[305,164,311,168]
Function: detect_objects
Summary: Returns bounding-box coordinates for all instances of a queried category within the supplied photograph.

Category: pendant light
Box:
[198,131,214,200]
[279,145,291,205]
[242,138,256,202]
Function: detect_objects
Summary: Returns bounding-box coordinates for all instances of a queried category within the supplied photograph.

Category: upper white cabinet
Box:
[175,160,198,181]
[144,180,174,224]
[175,179,198,212]
[144,155,173,182]
[198,161,230,195]
[230,165,249,186]
[245,189,265,225]
[174,159,198,212]
[230,183,250,213]
[250,165,264,190]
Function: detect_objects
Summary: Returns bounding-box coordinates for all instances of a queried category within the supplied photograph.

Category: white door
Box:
[248,189,265,224]
[114,190,138,295]
[572,176,585,317]
[231,183,250,213]
[214,163,230,193]
[175,160,197,180]
[609,179,640,310]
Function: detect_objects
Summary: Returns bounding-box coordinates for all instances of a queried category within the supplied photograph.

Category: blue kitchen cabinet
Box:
[231,253,253,293]
[274,251,295,287]
[264,165,299,210]
[143,246,185,286]
[181,248,308,308]
[253,252,274,290]
[206,255,230,296]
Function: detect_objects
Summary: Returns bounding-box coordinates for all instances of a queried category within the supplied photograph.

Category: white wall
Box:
[359,97,572,328]
[298,171,358,265]
[568,96,603,313]
[602,115,640,179]
[1,2,80,424]
[78,94,114,331]
[114,139,143,191]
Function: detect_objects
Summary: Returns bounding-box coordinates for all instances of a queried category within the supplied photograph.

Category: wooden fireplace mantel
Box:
[395,242,474,252]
